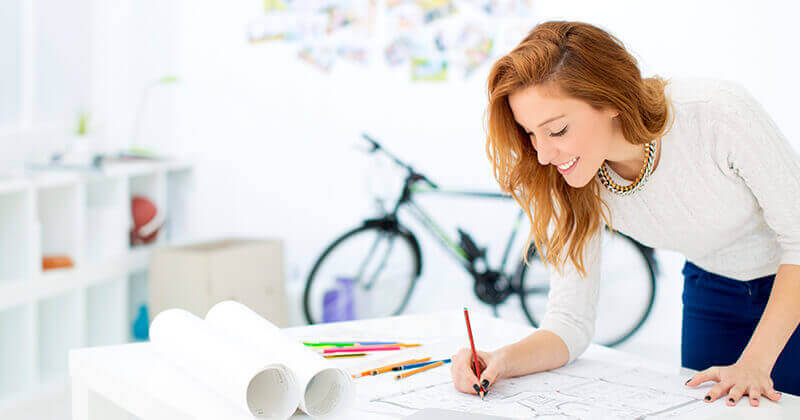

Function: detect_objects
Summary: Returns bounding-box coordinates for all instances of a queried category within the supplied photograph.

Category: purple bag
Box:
[322,277,355,323]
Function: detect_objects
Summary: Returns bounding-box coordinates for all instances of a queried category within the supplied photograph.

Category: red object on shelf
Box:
[43,255,74,270]
[130,196,164,245]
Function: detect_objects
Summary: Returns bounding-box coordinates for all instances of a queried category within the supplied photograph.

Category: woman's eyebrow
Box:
[537,114,565,127]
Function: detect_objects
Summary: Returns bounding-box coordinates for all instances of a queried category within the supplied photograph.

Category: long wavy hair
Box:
[486,21,674,277]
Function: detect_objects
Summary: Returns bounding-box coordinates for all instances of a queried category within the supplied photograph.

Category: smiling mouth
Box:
[556,157,579,172]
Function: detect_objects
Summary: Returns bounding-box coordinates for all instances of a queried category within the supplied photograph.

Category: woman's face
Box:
[508,83,619,188]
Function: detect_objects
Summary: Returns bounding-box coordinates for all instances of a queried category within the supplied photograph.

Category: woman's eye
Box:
[550,126,568,137]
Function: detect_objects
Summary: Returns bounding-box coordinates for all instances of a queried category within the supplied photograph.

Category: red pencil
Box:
[463,307,485,399]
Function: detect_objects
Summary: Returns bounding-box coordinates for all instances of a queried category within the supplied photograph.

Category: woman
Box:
[450,20,800,405]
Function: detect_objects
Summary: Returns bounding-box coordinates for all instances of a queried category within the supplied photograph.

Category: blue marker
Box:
[392,359,452,371]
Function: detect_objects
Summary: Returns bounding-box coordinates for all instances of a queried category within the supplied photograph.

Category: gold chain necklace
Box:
[597,139,658,196]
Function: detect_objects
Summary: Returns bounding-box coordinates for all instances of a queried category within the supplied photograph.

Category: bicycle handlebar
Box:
[361,133,438,189]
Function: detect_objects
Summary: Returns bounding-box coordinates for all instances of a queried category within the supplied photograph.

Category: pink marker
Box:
[323,346,402,354]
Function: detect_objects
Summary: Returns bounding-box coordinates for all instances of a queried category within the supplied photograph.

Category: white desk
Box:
[69,311,799,419]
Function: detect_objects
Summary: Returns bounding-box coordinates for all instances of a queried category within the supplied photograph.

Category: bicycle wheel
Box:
[303,222,422,325]
[517,228,656,347]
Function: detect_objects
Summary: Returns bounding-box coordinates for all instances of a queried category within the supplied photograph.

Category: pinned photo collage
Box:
[246,0,535,80]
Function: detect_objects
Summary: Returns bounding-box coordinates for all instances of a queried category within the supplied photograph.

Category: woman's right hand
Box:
[450,347,507,395]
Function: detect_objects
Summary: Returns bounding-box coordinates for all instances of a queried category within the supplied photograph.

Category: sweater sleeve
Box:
[710,80,800,267]
[537,227,602,364]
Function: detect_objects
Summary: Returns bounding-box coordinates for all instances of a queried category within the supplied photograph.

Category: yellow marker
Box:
[323,353,367,359]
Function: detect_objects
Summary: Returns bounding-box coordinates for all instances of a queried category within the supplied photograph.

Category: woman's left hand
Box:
[685,360,782,407]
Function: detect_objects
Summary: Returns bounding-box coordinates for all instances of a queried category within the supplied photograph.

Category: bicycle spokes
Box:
[361,233,397,292]
[305,227,418,323]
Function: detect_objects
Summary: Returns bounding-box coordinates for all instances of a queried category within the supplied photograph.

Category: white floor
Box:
[1,250,688,420]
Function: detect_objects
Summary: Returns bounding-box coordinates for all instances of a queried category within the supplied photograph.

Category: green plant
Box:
[158,75,179,84]
[75,111,90,135]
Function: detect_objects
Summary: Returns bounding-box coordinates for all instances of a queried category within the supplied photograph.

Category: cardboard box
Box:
[149,238,288,326]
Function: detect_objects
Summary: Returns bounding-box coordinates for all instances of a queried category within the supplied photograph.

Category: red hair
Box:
[485,21,674,276]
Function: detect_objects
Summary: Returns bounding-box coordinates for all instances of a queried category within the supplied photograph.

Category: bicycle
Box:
[303,133,661,347]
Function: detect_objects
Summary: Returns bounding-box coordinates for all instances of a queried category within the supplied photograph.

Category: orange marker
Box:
[352,358,430,378]
[371,357,431,375]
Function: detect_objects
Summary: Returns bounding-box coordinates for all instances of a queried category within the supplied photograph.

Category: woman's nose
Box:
[535,140,558,166]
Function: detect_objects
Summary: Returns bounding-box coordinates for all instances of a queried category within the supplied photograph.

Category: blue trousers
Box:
[681,260,800,395]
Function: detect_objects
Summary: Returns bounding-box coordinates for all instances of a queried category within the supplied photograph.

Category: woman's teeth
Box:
[557,157,578,170]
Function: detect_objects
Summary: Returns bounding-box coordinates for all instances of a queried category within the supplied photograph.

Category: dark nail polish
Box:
[481,379,490,389]
[704,395,711,401]
[728,398,735,404]
[685,379,690,385]
[473,384,480,393]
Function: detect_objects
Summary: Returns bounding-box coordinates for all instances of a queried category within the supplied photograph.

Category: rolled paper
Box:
[149,309,299,419]
[206,301,356,419]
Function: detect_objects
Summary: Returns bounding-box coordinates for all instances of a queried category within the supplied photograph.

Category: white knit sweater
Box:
[538,77,800,364]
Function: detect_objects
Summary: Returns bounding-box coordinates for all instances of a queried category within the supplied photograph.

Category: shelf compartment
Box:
[36,183,83,273]
[128,270,149,342]
[0,304,35,399]
[87,277,127,347]
[37,289,85,384]
[85,177,128,263]
[128,172,167,248]
[0,189,34,284]
[165,168,193,244]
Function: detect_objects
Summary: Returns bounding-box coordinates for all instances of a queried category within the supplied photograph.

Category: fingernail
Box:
[704,395,711,401]
[481,379,490,389]
[684,379,690,385]
[473,384,480,393]
[728,398,734,404]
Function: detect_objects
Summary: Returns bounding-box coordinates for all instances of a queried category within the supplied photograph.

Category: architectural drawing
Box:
[361,358,709,419]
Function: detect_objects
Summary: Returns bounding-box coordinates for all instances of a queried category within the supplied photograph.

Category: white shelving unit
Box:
[0,161,193,407]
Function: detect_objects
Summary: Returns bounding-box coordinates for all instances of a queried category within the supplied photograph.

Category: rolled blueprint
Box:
[205,300,356,418]
[149,309,300,419]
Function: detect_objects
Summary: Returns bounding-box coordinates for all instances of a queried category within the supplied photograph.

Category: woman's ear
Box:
[603,106,619,119]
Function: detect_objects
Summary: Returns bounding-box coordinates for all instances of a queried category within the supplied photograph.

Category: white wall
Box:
[170,0,800,323]
[0,0,178,169]
[171,1,515,311]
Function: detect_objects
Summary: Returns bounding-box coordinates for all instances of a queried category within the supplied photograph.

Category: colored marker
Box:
[324,353,367,359]
[392,359,451,371]
[464,307,485,399]
[395,360,446,380]
[370,358,432,376]
[323,346,401,354]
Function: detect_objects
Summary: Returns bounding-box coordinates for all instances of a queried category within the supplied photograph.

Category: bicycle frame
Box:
[400,184,525,277]
[362,133,526,279]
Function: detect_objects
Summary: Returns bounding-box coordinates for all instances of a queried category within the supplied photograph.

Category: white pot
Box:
[60,135,94,166]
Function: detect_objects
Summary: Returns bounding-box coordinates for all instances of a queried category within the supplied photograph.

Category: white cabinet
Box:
[0,161,192,405]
